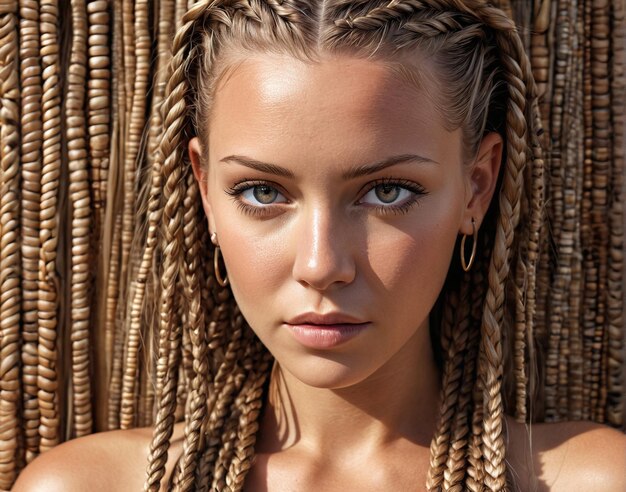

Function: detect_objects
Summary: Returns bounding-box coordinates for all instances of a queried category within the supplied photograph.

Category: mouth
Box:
[285,311,368,325]
[284,322,370,349]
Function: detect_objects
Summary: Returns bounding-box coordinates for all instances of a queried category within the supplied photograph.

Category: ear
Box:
[189,136,216,234]
[460,131,503,235]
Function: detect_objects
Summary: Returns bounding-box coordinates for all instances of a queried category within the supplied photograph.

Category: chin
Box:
[279,352,382,390]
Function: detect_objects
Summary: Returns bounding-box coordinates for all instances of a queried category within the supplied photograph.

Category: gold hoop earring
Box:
[460,218,478,272]
[214,245,229,287]
[211,232,229,287]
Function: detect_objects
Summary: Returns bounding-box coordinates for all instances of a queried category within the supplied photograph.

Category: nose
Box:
[291,205,356,291]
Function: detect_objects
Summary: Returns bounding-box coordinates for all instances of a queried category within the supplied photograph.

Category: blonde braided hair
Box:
[132,1,547,490]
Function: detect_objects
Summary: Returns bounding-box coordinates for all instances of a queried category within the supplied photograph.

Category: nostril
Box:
[292,248,356,291]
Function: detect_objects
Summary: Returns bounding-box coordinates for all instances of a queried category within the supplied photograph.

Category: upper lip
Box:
[285,312,368,325]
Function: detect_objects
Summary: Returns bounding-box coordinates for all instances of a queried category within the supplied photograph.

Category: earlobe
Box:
[461,131,503,235]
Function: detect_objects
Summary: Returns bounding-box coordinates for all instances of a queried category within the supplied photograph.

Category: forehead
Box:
[208,53,460,170]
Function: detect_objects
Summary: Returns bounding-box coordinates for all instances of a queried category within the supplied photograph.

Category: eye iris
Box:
[253,185,277,204]
[375,184,400,203]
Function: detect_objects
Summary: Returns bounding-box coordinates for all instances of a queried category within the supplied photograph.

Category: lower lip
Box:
[285,323,370,349]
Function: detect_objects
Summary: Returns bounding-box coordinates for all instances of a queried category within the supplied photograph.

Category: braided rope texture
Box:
[0,0,623,490]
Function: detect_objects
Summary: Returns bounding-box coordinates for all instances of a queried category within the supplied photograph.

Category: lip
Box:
[284,312,370,349]
[285,311,368,325]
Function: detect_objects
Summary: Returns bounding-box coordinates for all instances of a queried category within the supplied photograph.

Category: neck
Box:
[258,319,441,456]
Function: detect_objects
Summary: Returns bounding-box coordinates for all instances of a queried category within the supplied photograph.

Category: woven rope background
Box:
[0,0,623,488]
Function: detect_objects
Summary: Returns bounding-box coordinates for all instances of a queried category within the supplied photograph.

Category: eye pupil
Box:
[375,184,400,203]
[253,185,277,204]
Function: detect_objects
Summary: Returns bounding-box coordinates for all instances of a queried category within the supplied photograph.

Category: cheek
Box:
[368,225,455,289]
[215,216,287,325]
[365,200,461,317]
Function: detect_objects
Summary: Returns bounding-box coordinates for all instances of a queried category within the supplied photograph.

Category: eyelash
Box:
[223,177,428,218]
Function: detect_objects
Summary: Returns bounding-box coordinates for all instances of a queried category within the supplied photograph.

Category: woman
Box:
[13,0,626,490]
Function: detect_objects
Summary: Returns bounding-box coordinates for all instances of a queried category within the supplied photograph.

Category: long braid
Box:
[442,278,473,490]
[143,5,207,482]
[205,317,257,489]
[224,350,273,490]
[470,9,544,491]
[214,321,270,491]
[427,284,464,490]
[194,312,245,486]
[144,122,192,485]
[143,155,186,485]
[466,234,493,492]
[208,329,251,490]
[508,95,546,424]
[145,269,184,491]
[451,253,489,491]
[476,52,525,492]
[173,172,211,490]
[140,2,223,487]
[191,320,231,492]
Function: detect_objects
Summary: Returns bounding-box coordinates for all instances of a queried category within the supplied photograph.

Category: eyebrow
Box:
[219,153,438,179]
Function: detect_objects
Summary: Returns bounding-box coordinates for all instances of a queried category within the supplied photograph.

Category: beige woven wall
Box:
[0,0,623,489]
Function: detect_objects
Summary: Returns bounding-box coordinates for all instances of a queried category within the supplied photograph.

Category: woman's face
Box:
[190,53,499,389]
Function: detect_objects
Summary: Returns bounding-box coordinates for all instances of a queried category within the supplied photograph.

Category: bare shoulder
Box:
[12,422,186,492]
[505,415,626,492]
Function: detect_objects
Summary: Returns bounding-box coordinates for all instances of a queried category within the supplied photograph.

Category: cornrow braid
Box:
[334,0,433,29]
